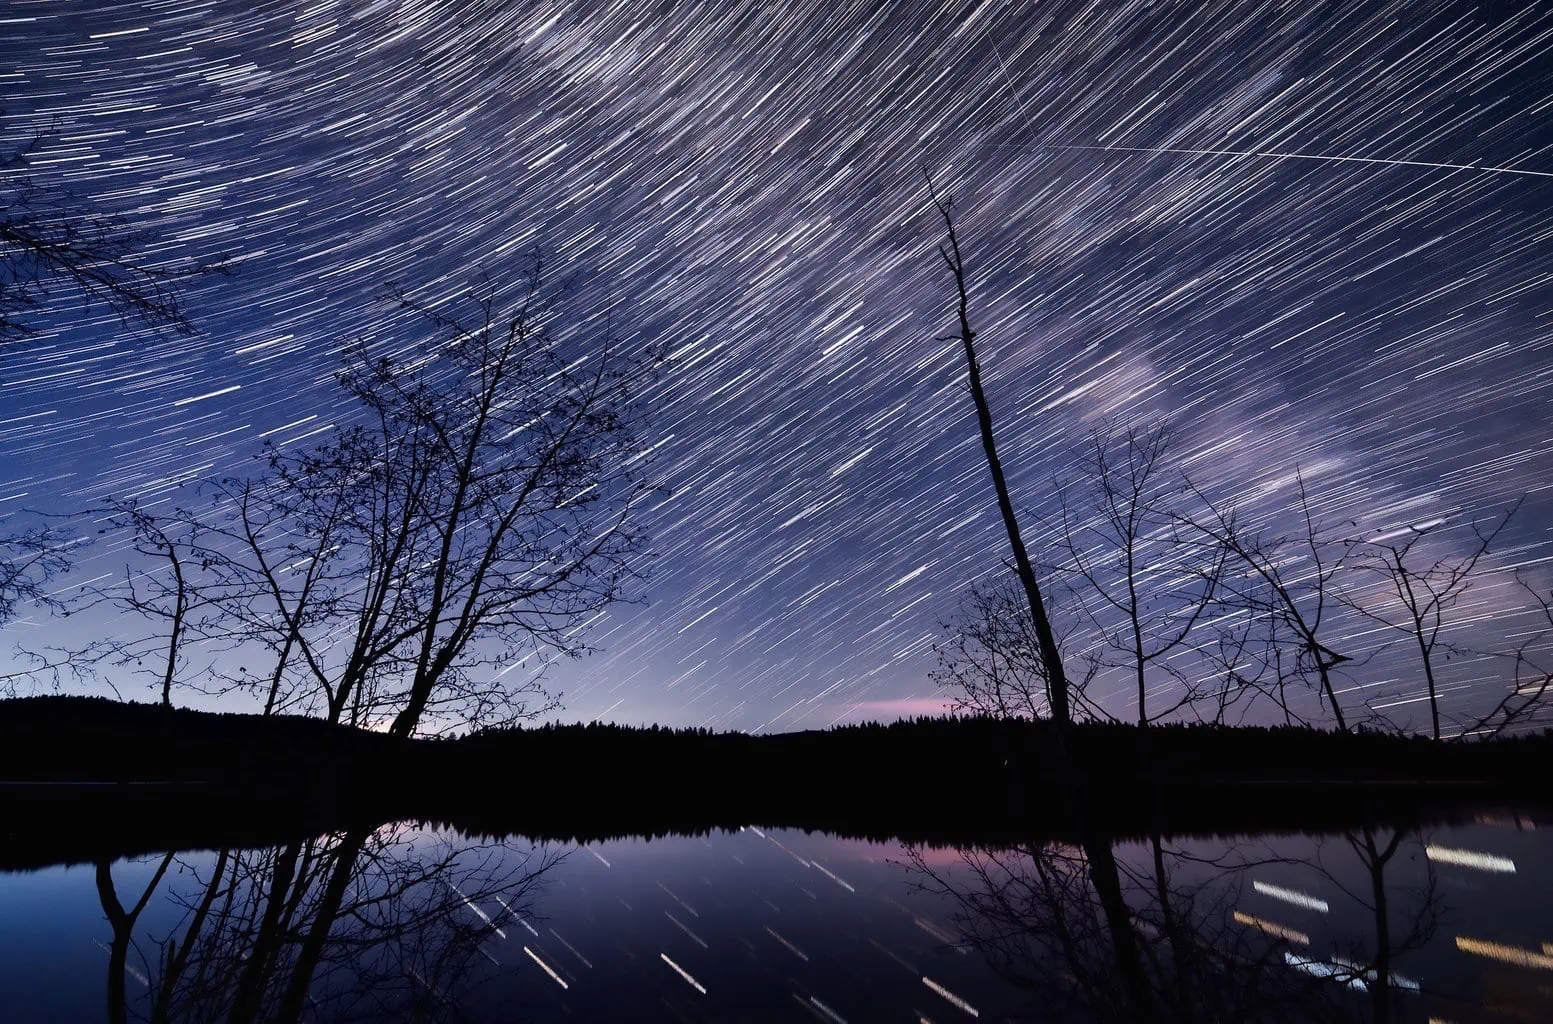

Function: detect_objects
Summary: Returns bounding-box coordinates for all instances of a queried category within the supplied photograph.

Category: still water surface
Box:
[1,815,1546,1022]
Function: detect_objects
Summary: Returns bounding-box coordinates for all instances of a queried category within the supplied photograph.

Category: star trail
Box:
[2,0,1551,732]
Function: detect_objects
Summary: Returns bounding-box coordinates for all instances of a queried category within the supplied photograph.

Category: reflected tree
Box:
[96,825,560,1024]
[1311,827,1441,1024]
[97,852,176,1024]
[907,825,1446,1023]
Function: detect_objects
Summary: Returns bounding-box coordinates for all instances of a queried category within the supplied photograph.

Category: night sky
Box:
[3,0,1552,732]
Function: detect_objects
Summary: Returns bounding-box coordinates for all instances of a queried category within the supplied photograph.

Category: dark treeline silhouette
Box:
[3,695,1547,870]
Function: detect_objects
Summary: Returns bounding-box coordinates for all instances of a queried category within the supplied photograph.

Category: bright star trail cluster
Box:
[2,1,1551,731]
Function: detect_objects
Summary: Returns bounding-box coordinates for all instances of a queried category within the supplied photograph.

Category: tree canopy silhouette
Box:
[69,254,662,736]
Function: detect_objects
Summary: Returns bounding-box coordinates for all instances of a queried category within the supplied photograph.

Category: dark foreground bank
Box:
[2,695,1548,868]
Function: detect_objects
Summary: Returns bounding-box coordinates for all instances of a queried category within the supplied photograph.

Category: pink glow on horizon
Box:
[844,697,956,720]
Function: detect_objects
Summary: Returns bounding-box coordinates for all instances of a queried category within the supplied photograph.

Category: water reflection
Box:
[92,826,556,1023]
[2,813,1545,1022]
[907,827,1446,1023]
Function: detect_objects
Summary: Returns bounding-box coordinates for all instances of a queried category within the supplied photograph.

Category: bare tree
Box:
[1,129,225,344]
[0,512,91,697]
[0,515,74,626]
[1459,574,1553,738]
[186,473,355,720]
[928,176,1073,727]
[180,258,661,736]
[1182,473,1360,732]
[1055,422,1226,725]
[1342,502,1520,739]
[1192,597,1318,728]
[60,255,657,735]
[67,498,233,708]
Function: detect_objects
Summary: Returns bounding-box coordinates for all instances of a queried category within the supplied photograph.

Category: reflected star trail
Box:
[2,0,1551,731]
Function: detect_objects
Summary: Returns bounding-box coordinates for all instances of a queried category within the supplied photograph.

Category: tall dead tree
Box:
[929,177,1072,727]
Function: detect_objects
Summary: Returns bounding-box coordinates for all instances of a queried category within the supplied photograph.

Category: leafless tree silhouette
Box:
[928,175,1073,728]
[0,511,91,697]
[73,253,660,734]
[65,498,235,708]
[1459,574,1553,738]
[1180,473,1361,731]
[932,577,1100,721]
[249,259,658,736]
[158,472,359,720]
[1054,422,1226,725]
[1342,502,1520,739]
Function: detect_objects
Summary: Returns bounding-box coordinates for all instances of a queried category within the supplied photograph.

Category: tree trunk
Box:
[228,840,302,1024]
[1417,634,1441,740]
[1151,832,1194,1019]
[1365,830,1396,1024]
[933,189,1071,726]
[1086,838,1157,1023]
[152,847,229,1023]
[1318,659,1348,732]
[275,830,369,1024]
[390,686,428,739]
[96,854,173,1024]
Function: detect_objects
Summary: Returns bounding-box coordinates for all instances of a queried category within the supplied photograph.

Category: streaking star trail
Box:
[1,0,1551,732]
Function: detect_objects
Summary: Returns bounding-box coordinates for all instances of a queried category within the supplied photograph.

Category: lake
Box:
[0,813,1546,1022]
